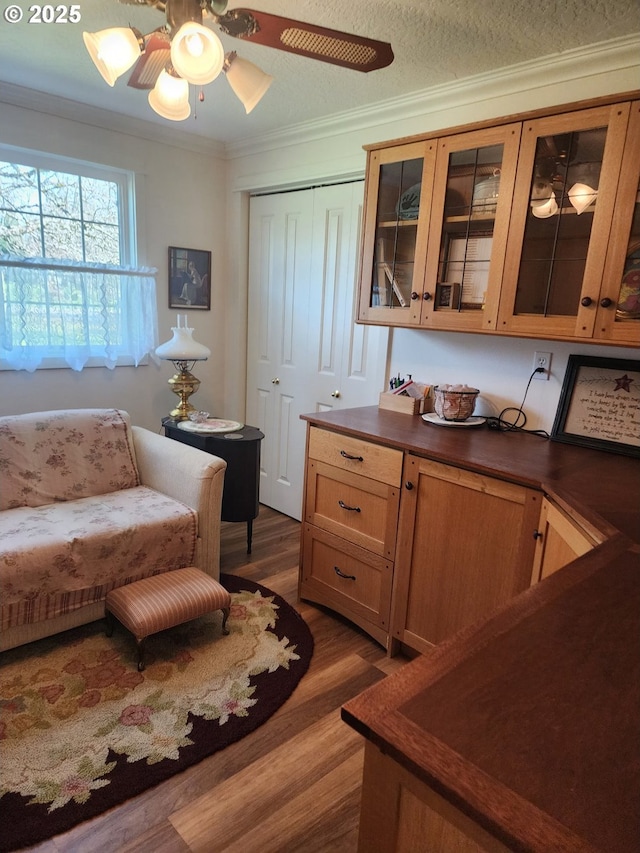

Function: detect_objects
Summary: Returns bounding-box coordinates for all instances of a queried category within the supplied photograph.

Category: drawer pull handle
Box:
[533,529,543,540]
[340,450,363,462]
[334,566,356,581]
[338,499,361,513]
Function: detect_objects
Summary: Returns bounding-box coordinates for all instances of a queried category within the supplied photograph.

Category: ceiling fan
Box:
[84,0,393,119]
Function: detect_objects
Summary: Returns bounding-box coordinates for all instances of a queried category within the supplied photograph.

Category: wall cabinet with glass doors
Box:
[358,141,435,325]
[497,101,632,340]
[357,93,640,348]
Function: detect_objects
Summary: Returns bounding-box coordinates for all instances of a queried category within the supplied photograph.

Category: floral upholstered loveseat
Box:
[0,408,226,652]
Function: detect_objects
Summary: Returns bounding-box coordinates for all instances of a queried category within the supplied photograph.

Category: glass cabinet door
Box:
[498,103,631,338]
[420,125,520,331]
[596,101,640,345]
[358,141,435,325]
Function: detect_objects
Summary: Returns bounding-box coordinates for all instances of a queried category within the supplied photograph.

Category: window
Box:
[0,148,157,371]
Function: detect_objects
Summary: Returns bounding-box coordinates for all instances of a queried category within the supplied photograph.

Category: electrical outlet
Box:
[533,351,551,380]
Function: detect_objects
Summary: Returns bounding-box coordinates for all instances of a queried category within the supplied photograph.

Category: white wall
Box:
[0,102,228,432]
[224,37,640,429]
[0,37,638,431]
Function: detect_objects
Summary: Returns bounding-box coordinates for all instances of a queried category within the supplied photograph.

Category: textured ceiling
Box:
[0,0,638,145]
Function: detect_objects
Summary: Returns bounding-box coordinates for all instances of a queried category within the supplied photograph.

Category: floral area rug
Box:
[0,574,313,852]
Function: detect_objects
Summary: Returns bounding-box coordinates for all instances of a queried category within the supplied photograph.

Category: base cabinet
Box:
[357,743,511,853]
[391,455,540,653]
[300,424,544,652]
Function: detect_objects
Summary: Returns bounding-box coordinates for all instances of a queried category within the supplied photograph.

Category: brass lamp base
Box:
[167,363,201,420]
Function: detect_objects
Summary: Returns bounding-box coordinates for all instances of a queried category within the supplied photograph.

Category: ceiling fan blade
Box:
[127,30,171,89]
[216,8,394,72]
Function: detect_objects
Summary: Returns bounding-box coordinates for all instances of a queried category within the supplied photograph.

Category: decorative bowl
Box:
[433,386,480,421]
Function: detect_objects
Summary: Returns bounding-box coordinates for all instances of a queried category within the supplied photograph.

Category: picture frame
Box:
[168,246,211,310]
[551,355,640,458]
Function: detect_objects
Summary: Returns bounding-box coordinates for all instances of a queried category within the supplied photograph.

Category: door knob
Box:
[600,297,613,308]
[271,378,280,384]
[581,296,593,307]
[331,390,341,398]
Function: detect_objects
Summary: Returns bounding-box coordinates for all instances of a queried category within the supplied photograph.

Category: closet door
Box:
[247,182,388,520]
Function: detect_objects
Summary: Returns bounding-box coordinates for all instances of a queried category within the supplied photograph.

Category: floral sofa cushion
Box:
[0,409,139,511]
[0,485,197,631]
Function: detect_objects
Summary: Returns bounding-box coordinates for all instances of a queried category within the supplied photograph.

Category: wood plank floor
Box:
[27,507,409,853]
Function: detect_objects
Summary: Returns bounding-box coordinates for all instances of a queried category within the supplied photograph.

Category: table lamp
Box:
[156,314,211,420]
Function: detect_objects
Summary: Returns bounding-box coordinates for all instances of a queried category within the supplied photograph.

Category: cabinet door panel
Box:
[596,100,640,344]
[498,103,630,338]
[392,456,540,651]
[358,141,436,325]
[531,497,600,583]
[421,124,521,332]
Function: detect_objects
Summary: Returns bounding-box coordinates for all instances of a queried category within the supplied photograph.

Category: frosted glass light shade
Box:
[170,22,224,85]
[531,191,558,219]
[224,52,273,113]
[568,182,598,215]
[148,71,191,121]
[83,28,142,86]
[156,315,211,361]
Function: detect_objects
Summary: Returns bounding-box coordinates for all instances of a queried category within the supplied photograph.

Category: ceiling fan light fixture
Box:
[170,21,224,85]
[148,69,191,121]
[83,27,143,87]
[568,182,598,215]
[223,51,273,114]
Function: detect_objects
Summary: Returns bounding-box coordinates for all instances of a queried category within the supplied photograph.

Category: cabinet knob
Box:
[600,297,613,308]
[580,297,593,307]
[405,481,414,490]
[533,530,543,540]
[272,377,280,384]
[422,291,432,301]
[331,390,341,398]
[410,292,420,300]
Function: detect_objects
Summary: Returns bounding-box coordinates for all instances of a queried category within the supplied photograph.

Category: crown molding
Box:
[1,33,637,161]
[226,33,640,160]
[0,82,226,158]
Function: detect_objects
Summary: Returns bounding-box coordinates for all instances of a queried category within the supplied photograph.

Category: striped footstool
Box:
[105,567,231,671]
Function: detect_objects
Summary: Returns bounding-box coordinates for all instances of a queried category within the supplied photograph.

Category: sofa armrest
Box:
[131,426,226,579]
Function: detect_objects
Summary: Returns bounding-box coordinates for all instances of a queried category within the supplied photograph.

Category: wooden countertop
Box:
[302,406,640,851]
[342,536,640,852]
[301,406,640,544]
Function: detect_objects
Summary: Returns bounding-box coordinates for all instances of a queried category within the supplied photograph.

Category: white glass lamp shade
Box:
[568,182,598,215]
[148,71,191,121]
[83,28,142,86]
[170,21,224,85]
[224,52,273,113]
[531,191,558,219]
[156,315,211,361]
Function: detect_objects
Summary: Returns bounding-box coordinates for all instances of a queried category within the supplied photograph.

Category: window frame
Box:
[0,145,149,370]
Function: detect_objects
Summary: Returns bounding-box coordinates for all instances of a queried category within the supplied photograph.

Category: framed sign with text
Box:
[551,355,640,458]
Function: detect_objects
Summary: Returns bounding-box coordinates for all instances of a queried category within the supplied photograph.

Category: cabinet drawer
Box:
[305,460,400,558]
[308,426,402,486]
[301,525,393,631]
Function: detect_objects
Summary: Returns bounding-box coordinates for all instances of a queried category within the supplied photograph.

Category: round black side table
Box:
[162,418,264,554]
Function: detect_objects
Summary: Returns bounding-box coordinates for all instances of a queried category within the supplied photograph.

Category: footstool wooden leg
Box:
[221,607,230,635]
[136,637,147,672]
[105,609,114,637]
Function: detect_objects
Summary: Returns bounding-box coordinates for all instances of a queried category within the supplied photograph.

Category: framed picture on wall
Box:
[551,355,640,458]
[168,247,211,310]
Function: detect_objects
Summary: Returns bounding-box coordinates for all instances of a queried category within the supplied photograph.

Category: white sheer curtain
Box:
[0,255,158,372]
